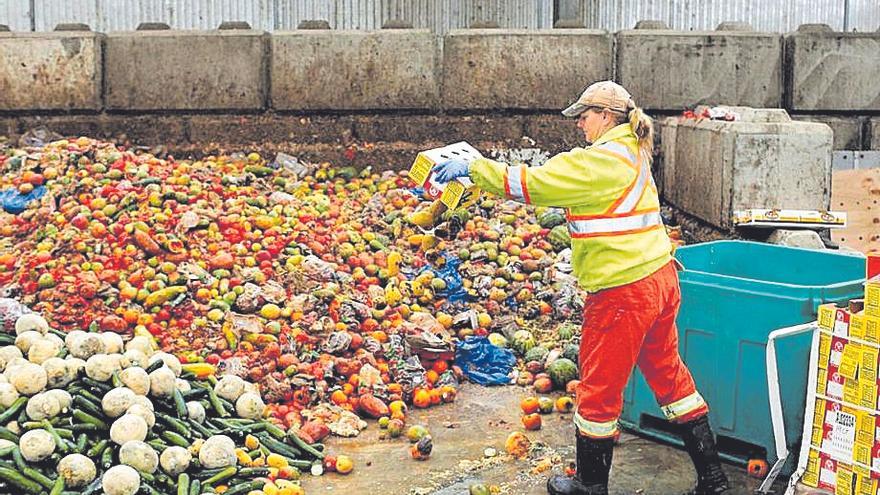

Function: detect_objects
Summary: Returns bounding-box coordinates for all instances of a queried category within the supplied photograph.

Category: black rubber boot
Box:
[679,416,729,495]
[547,433,613,495]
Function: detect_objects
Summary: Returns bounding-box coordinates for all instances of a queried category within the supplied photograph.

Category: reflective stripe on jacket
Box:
[469,123,672,292]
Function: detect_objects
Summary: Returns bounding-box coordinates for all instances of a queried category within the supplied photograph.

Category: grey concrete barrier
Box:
[785,26,880,111]
[792,115,866,150]
[872,118,880,150]
[660,107,832,229]
[0,31,103,111]
[104,30,266,111]
[441,29,612,110]
[271,29,439,111]
[616,29,782,111]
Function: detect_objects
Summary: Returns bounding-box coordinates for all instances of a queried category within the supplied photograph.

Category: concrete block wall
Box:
[791,115,867,150]
[0,25,876,115]
[872,119,880,150]
[0,31,102,111]
[104,30,266,110]
[0,23,877,157]
[270,30,439,111]
[661,108,834,229]
[784,26,880,112]
[616,28,782,111]
[441,29,611,110]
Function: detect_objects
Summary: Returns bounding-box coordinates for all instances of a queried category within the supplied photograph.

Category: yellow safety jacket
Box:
[469,123,672,293]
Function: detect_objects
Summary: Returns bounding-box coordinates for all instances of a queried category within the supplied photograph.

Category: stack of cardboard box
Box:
[802,256,880,494]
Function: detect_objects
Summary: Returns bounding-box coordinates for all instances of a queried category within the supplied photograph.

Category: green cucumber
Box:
[206,388,229,418]
[49,476,65,495]
[177,473,190,495]
[0,465,42,493]
[22,466,54,490]
[161,430,190,448]
[86,439,108,457]
[173,389,188,418]
[72,409,108,430]
[203,466,237,486]
[287,430,325,459]
[0,397,27,424]
[222,480,265,495]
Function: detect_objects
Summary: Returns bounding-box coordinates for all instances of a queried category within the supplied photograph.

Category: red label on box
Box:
[819,453,838,490]
[827,364,846,400]
[835,309,852,336]
[868,255,879,279]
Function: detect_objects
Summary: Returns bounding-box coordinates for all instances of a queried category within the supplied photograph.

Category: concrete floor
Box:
[302,383,785,494]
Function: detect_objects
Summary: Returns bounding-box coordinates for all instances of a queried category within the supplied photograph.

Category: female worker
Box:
[432,81,729,495]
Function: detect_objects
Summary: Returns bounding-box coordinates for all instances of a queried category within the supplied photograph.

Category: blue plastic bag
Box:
[422,252,471,303]
[454,336,516,386]
[1,186,46,214]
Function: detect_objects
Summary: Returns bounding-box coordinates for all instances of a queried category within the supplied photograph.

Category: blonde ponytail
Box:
[628,107,655,158]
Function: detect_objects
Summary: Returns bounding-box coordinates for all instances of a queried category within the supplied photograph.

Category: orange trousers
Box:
[574,261,708,439]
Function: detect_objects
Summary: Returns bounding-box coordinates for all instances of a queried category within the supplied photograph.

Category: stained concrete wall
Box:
[785,28,880,111]
[616,29,782,111]
[792,115,866,150]
[0,32,102,111]
[104,30,266,111]
[0,26,877,118]
[872,119,880,151]
[271,30,439,111]
[0,25,877,161]
[441,29,612,110]
[661,108,833,229]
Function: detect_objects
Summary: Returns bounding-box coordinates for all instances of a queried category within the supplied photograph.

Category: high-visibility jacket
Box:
[469,123,672,293]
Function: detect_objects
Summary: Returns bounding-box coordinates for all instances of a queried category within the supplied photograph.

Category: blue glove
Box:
[432,159,470,184]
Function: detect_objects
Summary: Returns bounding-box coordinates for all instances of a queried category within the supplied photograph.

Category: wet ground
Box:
[302,383,786,494]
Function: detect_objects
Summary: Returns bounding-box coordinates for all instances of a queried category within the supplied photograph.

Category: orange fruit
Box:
[432,360,449,374]
[520,397,540,415]
[330,390,348,405]
[122,309,140,325]
[555,396,575,413]
[522,413,542,431]
[425,370,439,384]
[413,389,431,409]
[429,389,442,406]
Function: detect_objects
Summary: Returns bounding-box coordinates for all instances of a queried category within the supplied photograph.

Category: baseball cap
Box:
[562,80,635,117]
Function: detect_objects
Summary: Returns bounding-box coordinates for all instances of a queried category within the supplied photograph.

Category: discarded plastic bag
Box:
[1,185,46,214]
[423,252,470,303]
[454,336,515,386]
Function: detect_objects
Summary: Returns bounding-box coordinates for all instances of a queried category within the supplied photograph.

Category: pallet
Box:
[831,168,880,254]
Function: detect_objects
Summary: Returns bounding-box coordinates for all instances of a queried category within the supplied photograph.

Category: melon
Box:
[547,358,578,390]
[524,346,549,364]
[511,330,536,356]
[557,323,578,341]
[487,333,508,348]
[562,343,579,364]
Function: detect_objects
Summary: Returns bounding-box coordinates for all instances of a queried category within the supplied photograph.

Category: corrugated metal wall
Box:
[0,0,31,30]
[1,0,877,33]
[584,0,878,32]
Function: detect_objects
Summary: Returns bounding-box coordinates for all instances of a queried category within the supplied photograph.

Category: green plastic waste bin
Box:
[619,241,865,476]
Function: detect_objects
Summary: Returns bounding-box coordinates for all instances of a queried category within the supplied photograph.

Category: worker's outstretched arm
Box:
[467,149,634,208]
